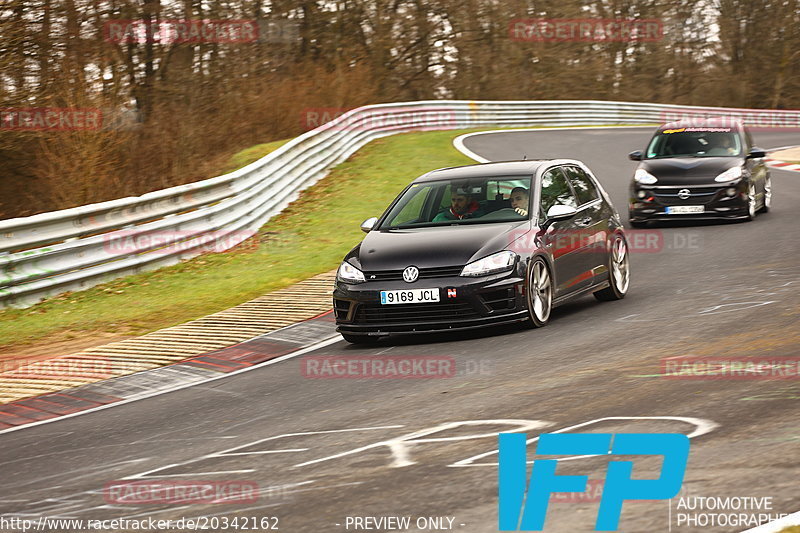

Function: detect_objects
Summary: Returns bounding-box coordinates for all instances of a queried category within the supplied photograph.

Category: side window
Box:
[539,167,577,221]
[563,166,599,206]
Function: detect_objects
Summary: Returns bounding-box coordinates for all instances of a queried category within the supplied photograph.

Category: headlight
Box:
[461,251,517,277]
[714,166,743,182]
[636,190,647,199]
[634,168,658,184]
[337,261,365,283]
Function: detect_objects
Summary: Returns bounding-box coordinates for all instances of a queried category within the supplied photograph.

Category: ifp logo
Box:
[498,433,690,531]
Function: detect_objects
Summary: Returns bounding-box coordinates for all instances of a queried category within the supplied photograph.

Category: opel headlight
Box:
[714,167,743,182]
[634,168,658,184]
[337,261,365,283]
[461,251,517,277]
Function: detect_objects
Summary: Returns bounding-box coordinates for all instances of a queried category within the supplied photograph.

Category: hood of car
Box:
[349,222,530,271]
[639,157,742,185]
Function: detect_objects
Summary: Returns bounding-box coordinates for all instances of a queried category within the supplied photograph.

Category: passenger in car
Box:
[433,190,483,221]
[707,136,737,156]
[510,187,530,216]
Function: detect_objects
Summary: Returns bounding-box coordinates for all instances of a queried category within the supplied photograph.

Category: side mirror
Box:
[360,217,378,233]
[747,147,766,159]
[628,150,643,161]
[546,204,578,221]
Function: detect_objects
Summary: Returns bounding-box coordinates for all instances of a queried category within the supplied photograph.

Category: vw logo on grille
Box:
[678,188,692,200]
[402,266,419,283]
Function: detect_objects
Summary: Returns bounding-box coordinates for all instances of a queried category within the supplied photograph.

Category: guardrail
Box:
[2,99,799,308]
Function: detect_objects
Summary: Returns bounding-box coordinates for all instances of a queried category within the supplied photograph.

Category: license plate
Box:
[380,289,440,305]
[665,205,704,214]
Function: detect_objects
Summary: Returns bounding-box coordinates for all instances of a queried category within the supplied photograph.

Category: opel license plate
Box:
[665,205,704,214]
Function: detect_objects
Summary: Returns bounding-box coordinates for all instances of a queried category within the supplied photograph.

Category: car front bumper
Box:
[333,272,528,337]
[629,184,750,222]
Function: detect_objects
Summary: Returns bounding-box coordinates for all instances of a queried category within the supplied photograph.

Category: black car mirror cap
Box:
[360,217,378,233]
[546,204,578,221]
[747,147,766,159]
[628,150,643,161]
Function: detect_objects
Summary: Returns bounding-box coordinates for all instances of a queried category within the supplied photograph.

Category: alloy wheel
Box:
[528,259,552,325]
[611,236,630,294]
[747,183,757,219]
[763,177,772,211]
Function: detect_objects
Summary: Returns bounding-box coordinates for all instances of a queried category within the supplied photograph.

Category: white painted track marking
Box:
[452,125,658,163]
[450,416,719,467]
[0,334,344,436]
[293,419,554,468]
[697,301,776,315]
[124,425,404,480]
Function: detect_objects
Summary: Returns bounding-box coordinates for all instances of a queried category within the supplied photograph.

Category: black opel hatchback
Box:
[334,160,630,343]
[628,119,772,226]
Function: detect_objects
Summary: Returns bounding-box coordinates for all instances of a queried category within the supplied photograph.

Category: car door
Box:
[538,166,592,296]
[562,165,608,286]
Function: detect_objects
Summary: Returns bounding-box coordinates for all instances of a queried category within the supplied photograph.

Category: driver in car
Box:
[722,136,736,154]
[708,135,737,156]
[510,187,530,216]
[433,190,483,221]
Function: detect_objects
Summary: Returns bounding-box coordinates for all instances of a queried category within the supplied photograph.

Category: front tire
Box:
[745,182,757,221]
[594,234,630,301]
[525,258,553,328]
[759,175,772,213]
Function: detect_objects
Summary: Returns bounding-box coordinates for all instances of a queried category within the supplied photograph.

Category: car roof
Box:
[658,118,744,133]
[413,160,583,182]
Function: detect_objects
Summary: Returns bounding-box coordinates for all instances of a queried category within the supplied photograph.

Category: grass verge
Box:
[0,129,477,348]
[222,139,292,173]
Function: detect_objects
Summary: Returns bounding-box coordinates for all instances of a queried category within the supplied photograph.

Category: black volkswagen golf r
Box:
[628,119,772,226]
[333,160,630,343]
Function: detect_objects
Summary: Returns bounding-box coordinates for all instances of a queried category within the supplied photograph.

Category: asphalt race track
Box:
[1,127,799,533]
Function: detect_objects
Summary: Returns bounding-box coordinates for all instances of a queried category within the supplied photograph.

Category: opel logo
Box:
[678,189,692,200]
[402,266,419,283]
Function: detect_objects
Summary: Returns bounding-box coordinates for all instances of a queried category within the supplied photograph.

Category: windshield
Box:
[645,128,743,158]
[379,176,532,229]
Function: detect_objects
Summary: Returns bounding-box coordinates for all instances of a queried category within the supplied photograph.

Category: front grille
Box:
[354,301,479,324]
[363,266,463,281]
[481,288,516,311]
[652,187,722,206]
